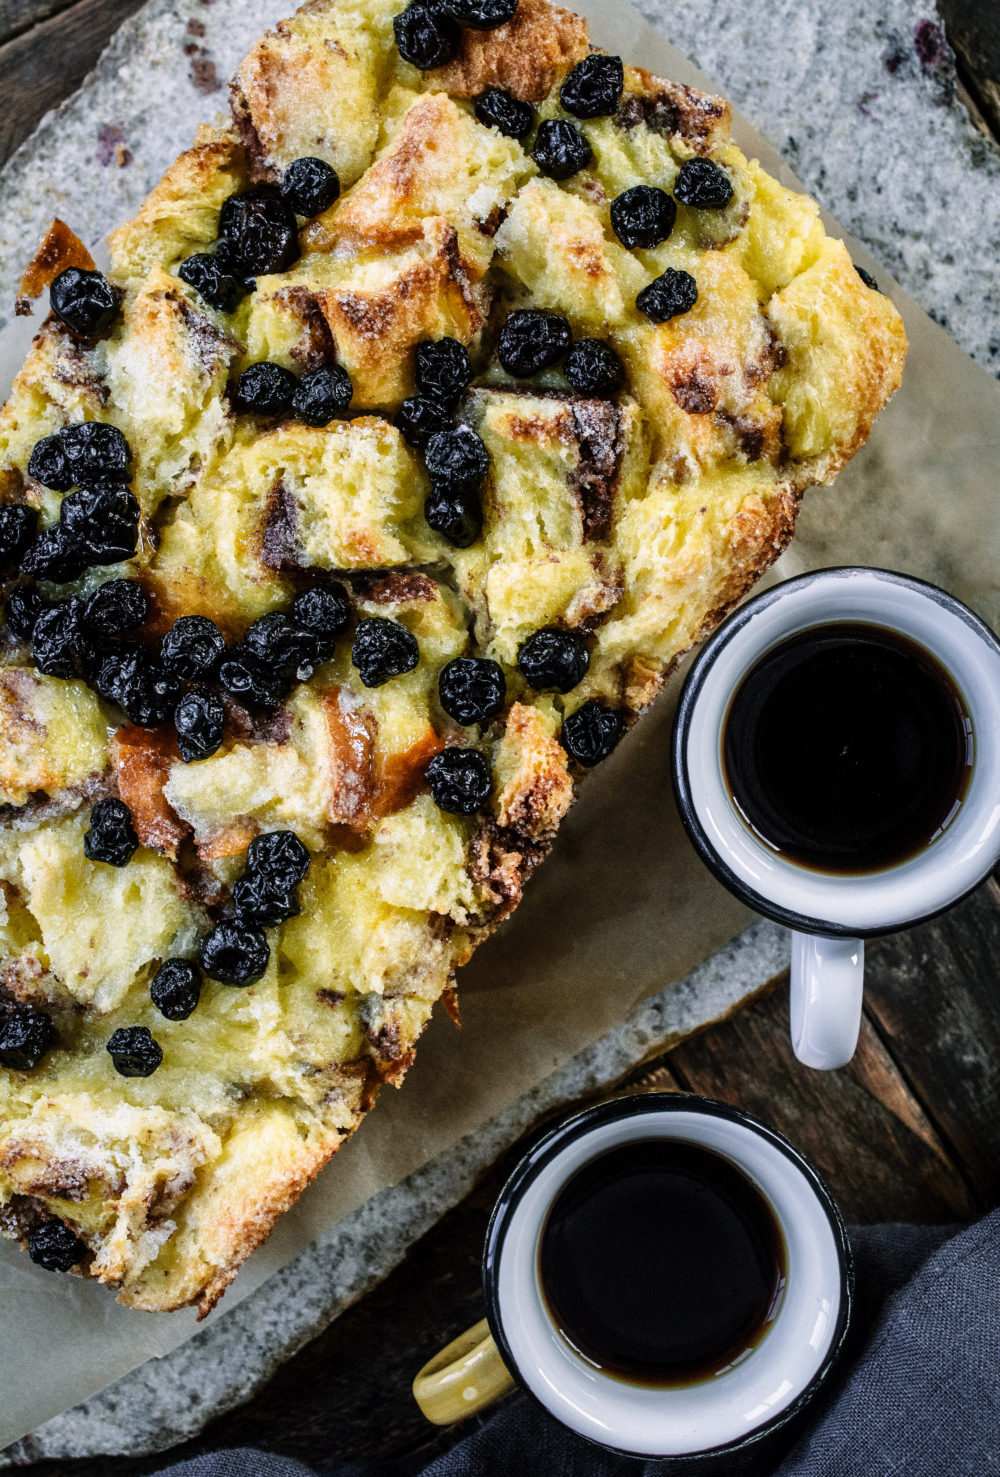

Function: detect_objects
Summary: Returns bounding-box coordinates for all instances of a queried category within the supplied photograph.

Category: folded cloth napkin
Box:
[154,1211,1000,1477]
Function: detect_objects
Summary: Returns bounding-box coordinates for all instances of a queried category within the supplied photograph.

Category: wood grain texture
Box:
[0,0,78,46]
[0,0,144,165]
[939,0,1000,138]
[864,878,1000,1208]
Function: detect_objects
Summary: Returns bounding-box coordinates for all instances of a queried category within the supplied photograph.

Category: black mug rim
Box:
[482,1093,853,1462]
[671,565,1000,938]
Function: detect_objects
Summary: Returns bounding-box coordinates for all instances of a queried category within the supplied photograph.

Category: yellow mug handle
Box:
[412,1317,517,1425]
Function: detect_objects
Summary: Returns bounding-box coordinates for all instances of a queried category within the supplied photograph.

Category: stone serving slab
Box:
[0,0,998,1462]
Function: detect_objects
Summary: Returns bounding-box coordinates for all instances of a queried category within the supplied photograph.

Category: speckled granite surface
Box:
[1,0,998,1462]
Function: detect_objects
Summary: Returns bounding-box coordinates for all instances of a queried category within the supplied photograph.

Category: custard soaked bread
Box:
[0,0,905,1311]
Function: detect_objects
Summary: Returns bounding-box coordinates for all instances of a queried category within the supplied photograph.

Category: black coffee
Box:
[723,622,972,874]
[538,1140,785,1387]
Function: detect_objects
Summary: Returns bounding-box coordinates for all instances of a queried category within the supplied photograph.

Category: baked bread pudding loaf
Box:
[0,0,906,1313]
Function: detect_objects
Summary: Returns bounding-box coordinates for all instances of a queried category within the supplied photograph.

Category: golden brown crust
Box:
[433,0,589,100]
[623,67,732,154]
[15,220,95,316]
[110,727,189,860]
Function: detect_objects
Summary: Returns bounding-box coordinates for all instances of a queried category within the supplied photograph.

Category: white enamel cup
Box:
[480,1095,851,1462]
[672,567,1000,1070]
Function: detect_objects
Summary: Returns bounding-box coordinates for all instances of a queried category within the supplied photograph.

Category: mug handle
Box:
[789,932,864,1070]
[412,1317,516,1425]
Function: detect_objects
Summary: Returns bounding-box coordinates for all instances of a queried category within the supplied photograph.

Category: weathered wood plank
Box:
[863,877,1000,1209]
[665,983,978,1225]
[0,0,144,166]
[0,0,77,48]
[939,0,1000,140]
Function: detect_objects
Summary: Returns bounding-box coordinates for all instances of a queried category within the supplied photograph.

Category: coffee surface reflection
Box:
[538,1140,785,1387]
[723,622,973,874]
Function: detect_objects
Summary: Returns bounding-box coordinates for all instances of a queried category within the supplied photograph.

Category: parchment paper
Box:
[1,0,999,1447]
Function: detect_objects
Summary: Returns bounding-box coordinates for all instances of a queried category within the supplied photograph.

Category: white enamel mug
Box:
[476,1095,851,1462]
[672,567,1000,1070]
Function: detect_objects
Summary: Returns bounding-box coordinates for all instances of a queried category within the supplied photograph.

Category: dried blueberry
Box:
[560,53,623,118]
[50,268,119,339]
[0,505,38,566]
[27,1222,87,1272]
[31,602,83,678]
[291,364,353,426]
[442,0,517,28]
[160,615,226,680]
[244,611,312,672]
[106,652,173,719]
[562,698,622,765]
[498,308,572,377]
[235,361,298,416]
[674,157,734,209]
[281,157,341,217]
[61,483,141,565]
[200,918,270,986]
[85,798,139,867]
[352,616,420,687]
[424,486,482,547]
[474,88,533,138]
[21,526,88,583]
[219,189,300,276]
[5,584,50,641]
[427,747,492,814]
[177,253,248,314]
[93,648,139,704]
[532,119,592,180]
[27,434,72,492]
[218,646,288,709]
[98,652,179,726]
[246,830,311,887]
[855,264,880,292]
[636,268,698,323]
[106,1025,162,1077]
[425,424,490,489]
[150,959,202,1021]
[609,184,676,249]
[416,338,472,406]
[394,0,461,65]
[564,339,625,398]
[438,657,506,725]
[231,870,300,926]
[29,423,131,490]
[82,579,149,637]
[174,689,226,763]
[0,1005,56,1070]
[125,664,180,726]
[292,584,350,660]
[396,395,453,449]
[517,626,589,692]
[61,422,132,485]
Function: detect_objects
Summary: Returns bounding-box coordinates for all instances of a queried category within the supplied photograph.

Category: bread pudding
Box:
[0,0,906,1313]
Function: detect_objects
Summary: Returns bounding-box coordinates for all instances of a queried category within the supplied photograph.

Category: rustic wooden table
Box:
[2,1,998,1471]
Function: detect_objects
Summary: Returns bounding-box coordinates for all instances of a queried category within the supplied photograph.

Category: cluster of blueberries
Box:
[0,828,313,1154]
[1,416,351,763]
[395,322,628,551]
[391,12,736,321]
[177,155,341,314]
